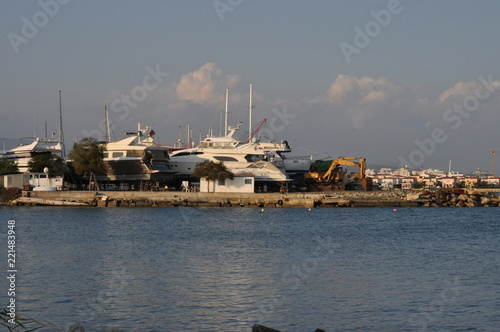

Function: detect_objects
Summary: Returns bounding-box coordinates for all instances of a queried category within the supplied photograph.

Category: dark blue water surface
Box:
[0,206,499,331]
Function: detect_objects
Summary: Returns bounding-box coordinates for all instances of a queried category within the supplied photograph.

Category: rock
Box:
[458,194,469,201]
[68,323,85,332]
[252,324,282,332]
[480,196,491,206]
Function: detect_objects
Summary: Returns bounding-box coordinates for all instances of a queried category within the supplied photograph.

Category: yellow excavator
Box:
[304,157,372,191]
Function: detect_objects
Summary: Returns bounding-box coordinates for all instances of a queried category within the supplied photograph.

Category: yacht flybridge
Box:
[99,124,174,183]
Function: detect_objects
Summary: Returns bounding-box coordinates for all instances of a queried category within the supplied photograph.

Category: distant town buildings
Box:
[367,167,498,190]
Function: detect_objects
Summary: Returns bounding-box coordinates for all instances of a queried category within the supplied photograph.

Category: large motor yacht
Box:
[99,124,174,183]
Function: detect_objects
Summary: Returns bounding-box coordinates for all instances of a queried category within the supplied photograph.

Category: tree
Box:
[28,152,67,175]
[0,158,18,175]
[67,137,106,189]
[191,160,234,192]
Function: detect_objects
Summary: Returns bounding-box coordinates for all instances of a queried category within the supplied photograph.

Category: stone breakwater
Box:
[9,189,499,208]
[414,189,500,207]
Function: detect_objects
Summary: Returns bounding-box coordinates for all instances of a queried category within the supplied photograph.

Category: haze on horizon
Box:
[1,1,500,174]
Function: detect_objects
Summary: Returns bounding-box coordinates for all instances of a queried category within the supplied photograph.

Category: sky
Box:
[1,0,500,173]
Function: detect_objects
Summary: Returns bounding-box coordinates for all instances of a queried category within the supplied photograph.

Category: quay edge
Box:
[11,190,417,208]
[8,189,500,208]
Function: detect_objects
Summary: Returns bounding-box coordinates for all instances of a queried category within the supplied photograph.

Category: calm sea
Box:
[0,206,499,331]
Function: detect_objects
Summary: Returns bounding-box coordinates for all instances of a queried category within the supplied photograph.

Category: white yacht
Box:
[2,138,63,173]
[168,124,290,181]
[169,85,311,180]
[99,124,174,182]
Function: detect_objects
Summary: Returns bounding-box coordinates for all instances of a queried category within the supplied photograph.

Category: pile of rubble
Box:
[417,190,500,207]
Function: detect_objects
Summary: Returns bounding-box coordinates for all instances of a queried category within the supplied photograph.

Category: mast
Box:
[177,125,182,147]
[248,83,253,140]
[492,150,497,177]
[187,123,191,148]
[224,88,229,136]
[137,122,141,143]
[190,125,193,148]
[104,105,111,143]
[59,90,66,158]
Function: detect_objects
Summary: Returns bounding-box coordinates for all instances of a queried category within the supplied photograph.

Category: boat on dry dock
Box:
[1,137,63,173]
[97,124,175,187]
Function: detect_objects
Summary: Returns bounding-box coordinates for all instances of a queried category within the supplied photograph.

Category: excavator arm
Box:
[323,157,365,182]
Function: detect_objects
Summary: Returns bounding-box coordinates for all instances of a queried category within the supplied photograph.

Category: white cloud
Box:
[359,90,389,104]
[176,62,241,106]
[325,74,355,103]
[313,74,406,129]
[325,75,399,105]
[439,77,500,103]
[439,81,479,103]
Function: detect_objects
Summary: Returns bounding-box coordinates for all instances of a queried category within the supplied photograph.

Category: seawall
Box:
[13,190,417,208]
[11,189,500,208]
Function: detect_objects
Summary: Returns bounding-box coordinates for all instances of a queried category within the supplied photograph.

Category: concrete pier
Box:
[10,189,499,208]
[13,190,416,208]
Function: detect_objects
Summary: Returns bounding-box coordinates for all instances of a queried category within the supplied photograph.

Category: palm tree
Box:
[191,160,234,192]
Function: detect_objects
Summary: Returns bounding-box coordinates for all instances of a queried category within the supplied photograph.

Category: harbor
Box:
[2,85,499,203]
[9,188,500,208]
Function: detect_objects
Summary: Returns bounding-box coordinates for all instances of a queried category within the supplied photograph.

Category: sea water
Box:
[0,206,499,331]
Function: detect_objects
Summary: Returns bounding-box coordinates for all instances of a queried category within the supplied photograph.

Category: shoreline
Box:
[6,189,500,208]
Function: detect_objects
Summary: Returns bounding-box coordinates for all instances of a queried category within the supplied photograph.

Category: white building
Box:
[379,168,393,175]
[441,177,458,188]
[200,173,255,193]
[3,172,63,191]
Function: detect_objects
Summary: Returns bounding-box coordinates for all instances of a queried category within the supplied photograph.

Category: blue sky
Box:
[1,0,500,172]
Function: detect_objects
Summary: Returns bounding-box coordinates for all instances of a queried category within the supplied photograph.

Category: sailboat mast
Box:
[59,90,66,158]
[104,105,111,143]
[224,88,229,136]
[248,83,253,140]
